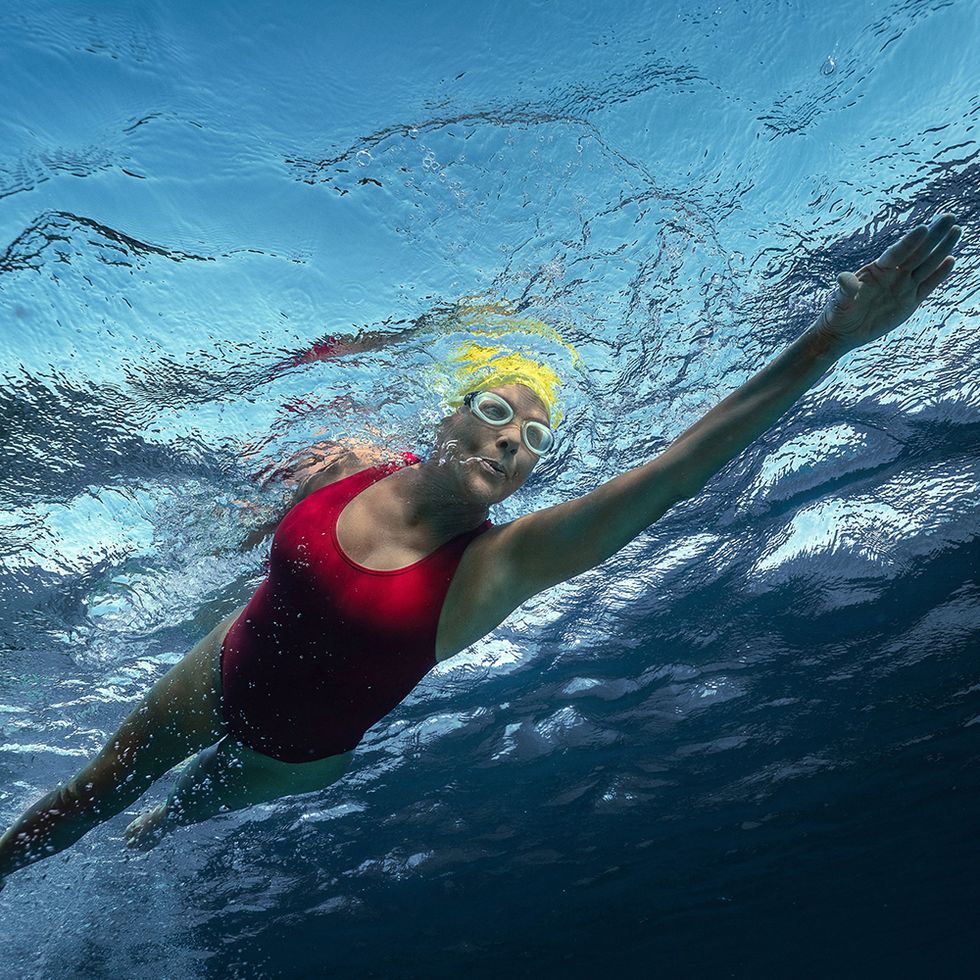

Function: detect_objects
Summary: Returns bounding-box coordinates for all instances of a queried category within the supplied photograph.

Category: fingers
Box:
[911,223,962,283]
[877,223,929,268]
[877,212,957,270]
[916,255,955,300]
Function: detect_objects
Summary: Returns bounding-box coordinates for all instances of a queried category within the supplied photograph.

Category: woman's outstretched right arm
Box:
[493,212,961,604]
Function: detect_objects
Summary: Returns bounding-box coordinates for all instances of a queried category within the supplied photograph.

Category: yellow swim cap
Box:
[445,342,564,425]
[429,297,584,429]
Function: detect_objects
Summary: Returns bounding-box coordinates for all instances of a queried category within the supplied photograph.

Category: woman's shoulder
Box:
[293,439,419,501]
[335,437,390,468]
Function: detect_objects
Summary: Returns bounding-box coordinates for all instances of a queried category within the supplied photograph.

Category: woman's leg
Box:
[125,738,354,848]
[0,607,241,880]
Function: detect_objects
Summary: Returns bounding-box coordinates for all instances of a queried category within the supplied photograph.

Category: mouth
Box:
[468,456,506,478]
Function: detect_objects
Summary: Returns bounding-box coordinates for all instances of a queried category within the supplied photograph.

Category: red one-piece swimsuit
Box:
[220,452,492,762]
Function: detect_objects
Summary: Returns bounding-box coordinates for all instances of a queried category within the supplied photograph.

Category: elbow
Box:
[656,470,701,507]
[641,486,692,529]
[668,483,697,507]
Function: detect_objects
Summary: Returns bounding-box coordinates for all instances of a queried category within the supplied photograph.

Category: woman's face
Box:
[435,383,551,503]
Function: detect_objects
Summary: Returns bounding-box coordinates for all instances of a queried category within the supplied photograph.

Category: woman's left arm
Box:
[497,212,962,600]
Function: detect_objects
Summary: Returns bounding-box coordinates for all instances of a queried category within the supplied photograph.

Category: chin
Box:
[458,460,508,501]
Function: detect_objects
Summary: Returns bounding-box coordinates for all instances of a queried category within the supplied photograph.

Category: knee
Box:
[62,755,155,818]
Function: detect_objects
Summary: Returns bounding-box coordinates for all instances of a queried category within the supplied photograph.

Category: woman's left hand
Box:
[814,212,961,355]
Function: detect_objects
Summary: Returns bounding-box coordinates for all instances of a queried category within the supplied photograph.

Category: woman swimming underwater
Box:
[0,212,963,887]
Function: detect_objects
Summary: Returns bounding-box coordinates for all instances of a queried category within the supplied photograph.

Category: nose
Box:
[494,427,521,453]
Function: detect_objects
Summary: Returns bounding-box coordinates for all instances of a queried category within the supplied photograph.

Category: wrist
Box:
[804,318,853,364]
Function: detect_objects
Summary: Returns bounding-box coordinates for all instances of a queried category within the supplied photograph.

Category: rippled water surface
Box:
[1,1,979,977]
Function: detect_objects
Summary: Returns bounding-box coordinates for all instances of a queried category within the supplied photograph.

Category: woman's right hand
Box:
[813,212,961,356]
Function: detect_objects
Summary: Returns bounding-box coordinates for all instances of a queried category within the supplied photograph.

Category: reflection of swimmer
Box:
[273,332,382,370]
[272,313,426,373]
[0,214,961,885]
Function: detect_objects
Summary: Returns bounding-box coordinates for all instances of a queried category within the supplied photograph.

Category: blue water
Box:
[2,0,979,976]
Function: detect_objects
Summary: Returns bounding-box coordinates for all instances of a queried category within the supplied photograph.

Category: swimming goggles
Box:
[463,391,556,457]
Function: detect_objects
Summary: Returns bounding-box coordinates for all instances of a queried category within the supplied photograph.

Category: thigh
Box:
[67,606,244,800]
[216,737,355,804]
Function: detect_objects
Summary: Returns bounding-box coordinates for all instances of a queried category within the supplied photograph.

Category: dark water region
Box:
[172,533,979,980]
[2,0,979,977]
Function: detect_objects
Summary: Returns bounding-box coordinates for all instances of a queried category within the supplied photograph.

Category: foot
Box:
[125,804,170,851]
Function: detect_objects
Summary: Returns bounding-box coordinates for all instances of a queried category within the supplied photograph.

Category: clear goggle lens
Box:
[465,391,555,456]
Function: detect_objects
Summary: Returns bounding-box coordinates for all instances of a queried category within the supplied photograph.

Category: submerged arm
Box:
[497,213,961,600]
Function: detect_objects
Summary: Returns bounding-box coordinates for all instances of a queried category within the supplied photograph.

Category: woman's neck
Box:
[389,459,489,539]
